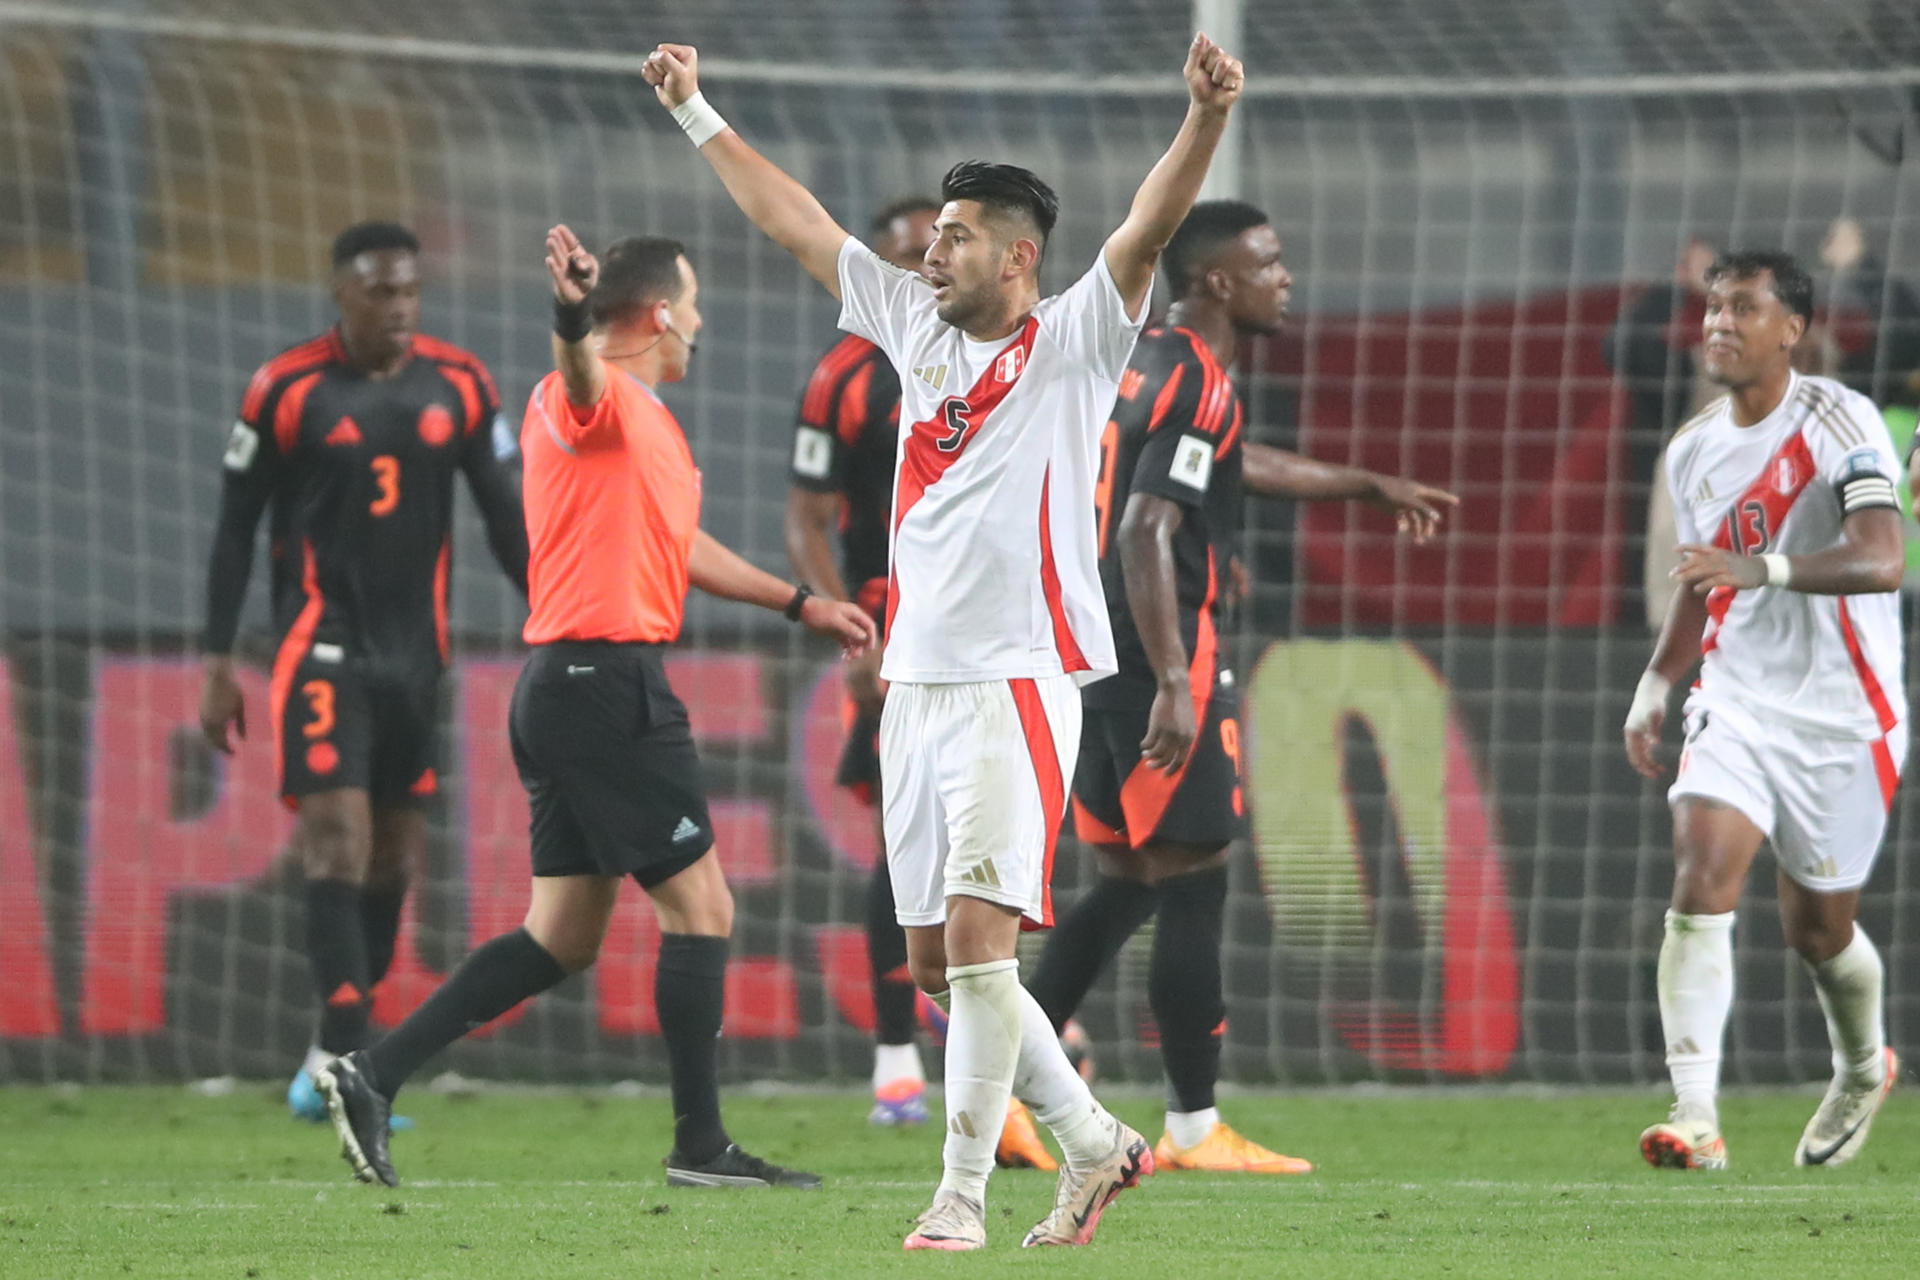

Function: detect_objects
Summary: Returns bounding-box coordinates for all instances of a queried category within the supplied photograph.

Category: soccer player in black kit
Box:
[199,222,528,1123]
[1025,200,1457,1173]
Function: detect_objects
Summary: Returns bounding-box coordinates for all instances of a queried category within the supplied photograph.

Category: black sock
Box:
[1150,864,1228,1114]
[308,878,372,1055]
[866,861,916,1045]
[361,886,407,989]
[363,927,565,1099]
[657,933,731,1163]
[1026,873,1158,1030]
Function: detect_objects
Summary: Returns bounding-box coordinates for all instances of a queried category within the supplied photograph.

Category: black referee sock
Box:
[307,878,373,1056]
[866,861,917,1046]
[361,885,407,990]
[657,933,732,1163]
[1026,874,1159,1030]
[1150,864,1229,1114]
[363,927,566,1100]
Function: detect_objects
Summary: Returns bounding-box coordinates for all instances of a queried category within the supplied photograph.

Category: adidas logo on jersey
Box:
[913,363,949,392]
[1694,478,1715,504]
[671,816,702,844]
[326,417,364,447]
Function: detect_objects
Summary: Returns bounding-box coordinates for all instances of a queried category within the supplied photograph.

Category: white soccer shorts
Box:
[1669,701,1906,892]
[879,674,1080,928]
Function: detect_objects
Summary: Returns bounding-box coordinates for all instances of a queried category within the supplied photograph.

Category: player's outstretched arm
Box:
[1118,493,1198,772]
[1102,34,1244,316]
[688,528,877,655]
[1243,443,1459,543]
[644,45,852,297]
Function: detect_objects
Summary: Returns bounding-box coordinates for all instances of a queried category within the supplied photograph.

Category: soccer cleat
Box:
[665,1144,822,1189]
[1021,1119,1153,1248]
[902,1189,986,1251]
[995,1099,1058,1172]
[1795,1046,1897,1168]
[287,1068,328,1123]
[1152,1122,1314,1174]
[1639,1107,1728,1171]
[314,1052,398,1187]
[868,1078,930,1127]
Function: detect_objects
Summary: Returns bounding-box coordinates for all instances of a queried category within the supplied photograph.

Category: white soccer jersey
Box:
[836,236,1146,685]
[1666,372,1905,742]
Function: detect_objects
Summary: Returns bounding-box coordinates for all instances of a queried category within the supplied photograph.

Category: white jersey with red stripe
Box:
[1665,372,1904,741]
[835,236,1146,685]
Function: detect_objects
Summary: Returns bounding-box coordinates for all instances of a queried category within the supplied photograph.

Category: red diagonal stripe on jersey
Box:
[1699,431,1814,659]
[1144,362,1187,433]
[1009,677,1064,930]
[1037,467,1090,674]
[836,361,877,447]
[802,335,877,426]
[885,317,1041,638]
[1836,598,1902,809]
[1118,547,1219,844]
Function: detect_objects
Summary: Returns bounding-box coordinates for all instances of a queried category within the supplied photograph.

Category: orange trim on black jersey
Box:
[1144,362,1187,433]
[241,332,343,423]
[801,335,878,427]
[413,335,499,427]
[269,540,325,804]
[439,363,484,436]
[836,361,878,447]
[273,371,325,455]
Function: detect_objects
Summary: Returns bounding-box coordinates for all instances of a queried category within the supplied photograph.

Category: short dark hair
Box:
[589,236,688,328]
[940,161,1059,246]
[1164,200,1271,297]
[331,221,419,269]
[869,195,941,239]
[1705,249,1814,322]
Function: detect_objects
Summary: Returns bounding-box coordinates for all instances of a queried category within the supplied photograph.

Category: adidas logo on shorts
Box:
[671,817,702,844]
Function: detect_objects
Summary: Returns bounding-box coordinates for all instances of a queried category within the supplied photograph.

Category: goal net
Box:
[3,0,1919,1087]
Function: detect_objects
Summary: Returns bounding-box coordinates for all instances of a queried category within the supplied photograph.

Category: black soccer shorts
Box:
[273,648,440,809]
[1071,682,1246,851]
[508,641,715,886]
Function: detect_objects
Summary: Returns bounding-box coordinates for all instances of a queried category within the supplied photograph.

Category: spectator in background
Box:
[1822,216,1920,412]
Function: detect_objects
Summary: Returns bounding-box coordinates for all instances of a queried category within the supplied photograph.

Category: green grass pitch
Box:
[3,1085,1917,1278]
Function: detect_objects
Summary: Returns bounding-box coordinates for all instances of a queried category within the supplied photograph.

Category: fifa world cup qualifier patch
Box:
[223,421,259,471]
[1171,434,1213,492]
[793,426,834,479]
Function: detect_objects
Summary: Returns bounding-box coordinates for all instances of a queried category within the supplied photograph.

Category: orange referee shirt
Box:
[520,366,702,644]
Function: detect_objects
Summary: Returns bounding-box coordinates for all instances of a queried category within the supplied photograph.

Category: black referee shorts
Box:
[508,641,714,886]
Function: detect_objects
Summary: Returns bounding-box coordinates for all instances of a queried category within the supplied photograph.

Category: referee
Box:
[318,225,875,1190]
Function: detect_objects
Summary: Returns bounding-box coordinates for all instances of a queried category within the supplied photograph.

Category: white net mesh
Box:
[2,0,1920,1086]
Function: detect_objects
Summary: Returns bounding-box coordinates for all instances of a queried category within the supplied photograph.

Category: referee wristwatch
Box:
[784,583,814,622]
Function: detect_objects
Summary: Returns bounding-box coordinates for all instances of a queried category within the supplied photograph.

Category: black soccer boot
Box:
[664,1143,823,1189]
[315,1051,399,1187]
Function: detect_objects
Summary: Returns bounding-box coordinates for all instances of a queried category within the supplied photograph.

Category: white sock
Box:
[1810,927,1886,1085]
[1009,984,1113,1168]
[300,1044,332,1079]
[1166,1106,1219,1150]
[937,960,1022,1204]
[1658,908,1735,1122]
[873,1041,924,1090]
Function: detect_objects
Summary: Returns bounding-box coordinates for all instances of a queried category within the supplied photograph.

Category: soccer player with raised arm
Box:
[783,196,1059,1170]
[1026,200,1456,1175]
[316,230,874,1191]
[200,221,528,1125]
[1623,250,1904,1171]
[647,33,1244,1249]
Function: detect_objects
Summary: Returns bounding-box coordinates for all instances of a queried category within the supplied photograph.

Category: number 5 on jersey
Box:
[370,455,400,516]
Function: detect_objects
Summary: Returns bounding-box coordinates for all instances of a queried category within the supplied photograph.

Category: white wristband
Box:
[1760,553,1792,588]
[671,92,728,148]
[1626,670,1672,734]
